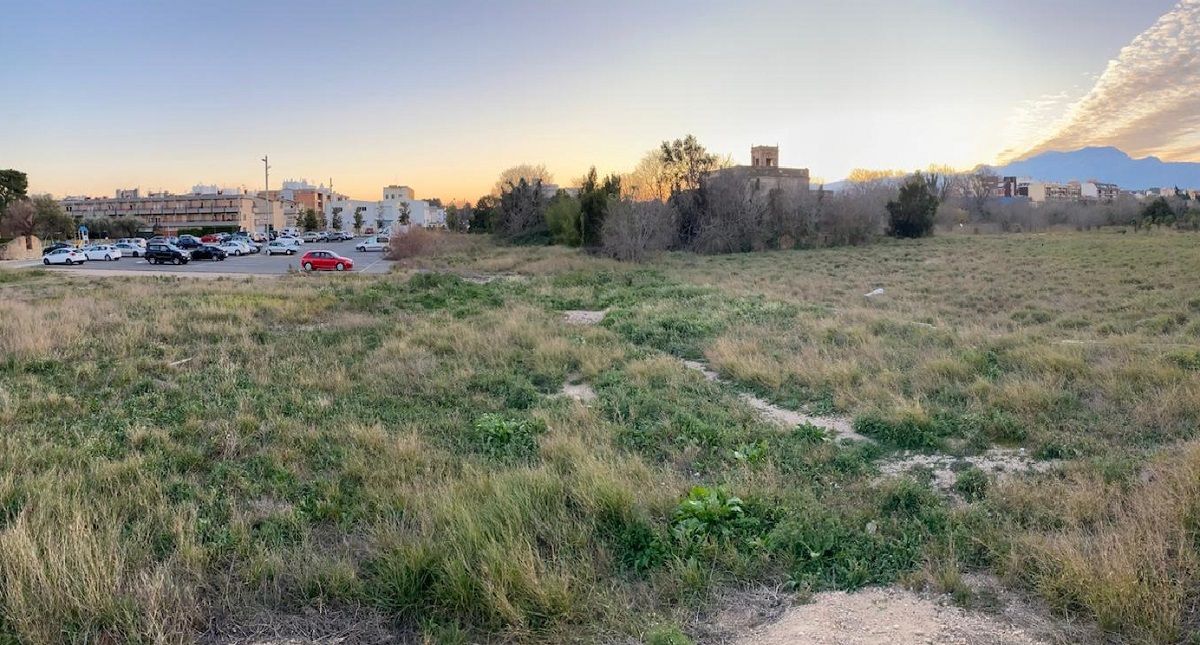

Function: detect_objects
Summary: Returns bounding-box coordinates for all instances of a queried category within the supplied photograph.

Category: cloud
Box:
[1009,0,1200,162]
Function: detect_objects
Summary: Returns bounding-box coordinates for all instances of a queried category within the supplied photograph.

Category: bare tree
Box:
[621,150,671,202]
[964,169,999,219]
[496,178,547,239]
[602,199,679,261]
[493,164,554,196]
[690,171,770,254]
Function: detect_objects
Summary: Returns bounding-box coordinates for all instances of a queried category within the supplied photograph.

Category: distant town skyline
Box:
[3,0,1192,202]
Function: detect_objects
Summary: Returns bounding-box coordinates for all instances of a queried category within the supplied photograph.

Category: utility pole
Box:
[262,155,271,238]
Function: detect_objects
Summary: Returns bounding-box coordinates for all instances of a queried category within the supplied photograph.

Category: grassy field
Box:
[0,231,1198,643]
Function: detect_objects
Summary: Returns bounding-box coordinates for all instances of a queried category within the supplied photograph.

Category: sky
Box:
[0,0,1190,201]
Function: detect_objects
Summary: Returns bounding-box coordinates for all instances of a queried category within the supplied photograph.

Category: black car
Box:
[189,245,227,261]
[144,243,190,265]
[42,242,74,255]
[176,238,204,250]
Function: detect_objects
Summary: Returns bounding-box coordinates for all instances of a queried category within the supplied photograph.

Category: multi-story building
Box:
[325,185,447,235]
[1081,181,1120,202]
[1017,180,1081,203]
[706,145,810,196]
[61,187,287,236]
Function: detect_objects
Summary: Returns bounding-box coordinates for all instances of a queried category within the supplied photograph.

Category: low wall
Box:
[0,236,43,260]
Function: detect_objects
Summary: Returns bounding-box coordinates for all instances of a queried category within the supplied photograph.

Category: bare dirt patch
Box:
[682,360,870,443]
[562,309,608,325]
[560,382,597,403]
[877,449,1056,494]
[736,587,1044,645]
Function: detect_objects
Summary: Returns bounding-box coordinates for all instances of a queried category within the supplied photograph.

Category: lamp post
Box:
[262,155,271,238]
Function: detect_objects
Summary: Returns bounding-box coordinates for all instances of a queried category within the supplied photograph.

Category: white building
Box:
[325,184,446,235]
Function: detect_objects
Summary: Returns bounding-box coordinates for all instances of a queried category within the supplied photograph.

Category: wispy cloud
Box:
[1004,0,1200,162]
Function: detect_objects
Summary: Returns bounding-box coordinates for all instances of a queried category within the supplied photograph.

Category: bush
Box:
[602,199,679,262]
[544,194,582,246]
[854,411,945,449]
[953,467,989,501]
[886,173,938,238]
[386,228,473,259]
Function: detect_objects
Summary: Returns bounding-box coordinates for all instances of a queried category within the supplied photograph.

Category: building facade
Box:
[707,145,810,196]
[62,187,286,236]
[325,185,447,235]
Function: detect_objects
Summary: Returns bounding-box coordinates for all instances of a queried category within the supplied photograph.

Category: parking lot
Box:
[35,240,393,276]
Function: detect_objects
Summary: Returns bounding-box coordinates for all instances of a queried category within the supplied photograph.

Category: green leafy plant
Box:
[469,414,544,459]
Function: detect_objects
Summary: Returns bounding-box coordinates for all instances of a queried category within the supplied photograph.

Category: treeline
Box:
[445,136,950,260]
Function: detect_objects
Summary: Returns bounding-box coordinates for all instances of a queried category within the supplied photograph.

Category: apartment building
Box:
[325,185,447,234]
[61,187,287,235]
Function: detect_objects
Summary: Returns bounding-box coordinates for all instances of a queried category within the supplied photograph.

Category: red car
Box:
[300,250,354,272]
[200,234,221,243]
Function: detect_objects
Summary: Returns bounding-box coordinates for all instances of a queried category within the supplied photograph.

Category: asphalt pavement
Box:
[29,240,392,276]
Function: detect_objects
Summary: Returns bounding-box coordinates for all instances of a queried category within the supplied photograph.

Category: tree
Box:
[1,199,35,249]
[470,196,497,233]
[445,203,469,232]
[30,195,75,240]
[301,208,321,232]
[353,209,364,233]
[496,178,547,240]
[1142,197,1175,227]
[622,150,671,202]
[659,135,719,194]
[578,167,621,248]
[0,169,28,216]
[493,164,554,196]
[886,173,939,238]
[545,192,582,246]
[331,207,344,231]
[108,217,146,239]
[398,201,411,227]
[602,199,679,261]
[964,169,999,219]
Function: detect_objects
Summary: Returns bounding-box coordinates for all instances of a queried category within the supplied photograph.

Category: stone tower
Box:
[751,145,778,168]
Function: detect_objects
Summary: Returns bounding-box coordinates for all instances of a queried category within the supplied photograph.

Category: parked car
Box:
[302,231,322,243]
[43,248,86,265]
[217,241,250,256]
[200,233,221,243]
[145,243,190,265]
[300,250,354,272]
[277,235,303,246]
[189,245,227,261]
[266,240,298,255]
[42,242,74,255]
[116,237,146,248]
[355,235,390,252]
[114,242,143,257]
[82,244,122,261]
[176,237,204,250]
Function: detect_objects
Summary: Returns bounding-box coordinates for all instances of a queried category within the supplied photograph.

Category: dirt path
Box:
[736,587,1045,645]
[681,360,872,443]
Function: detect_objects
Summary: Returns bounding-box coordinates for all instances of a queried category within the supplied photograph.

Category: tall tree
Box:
[886,173,939,238]
[545,192,582,246]
[398,202,411,226]
[659,135,719,194]
[622,150,671,201]
[578,167,621,248]
[353,209,364,233]
[331,207,344,231]
[0,169,29,216]
[496,179,546,240]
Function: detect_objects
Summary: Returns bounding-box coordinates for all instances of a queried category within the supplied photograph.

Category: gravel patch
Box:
[737,587,1045,645]
[562,309,608,325]
[877,448,1056,493]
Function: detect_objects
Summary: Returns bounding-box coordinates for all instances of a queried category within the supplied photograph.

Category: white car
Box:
[277,235,304,246]
[82,245,122,261]
[266,240,298,255]
[43,248,86,265]
[355,235,390,252]
[217,241,251,256]
[116,238,146,249]
[114,242,143,257]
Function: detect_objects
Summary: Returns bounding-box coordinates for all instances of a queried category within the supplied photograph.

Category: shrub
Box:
[854,411,945,449]
[387,227,474,259]
[672,486,759,544]
[953,467,989,502]
[602,199,679,262]
[886,173,938,238]
[544,194,582,246]
[646,625,693,645]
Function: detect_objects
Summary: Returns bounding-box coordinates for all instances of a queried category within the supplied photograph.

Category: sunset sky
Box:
[3,0,1193,202]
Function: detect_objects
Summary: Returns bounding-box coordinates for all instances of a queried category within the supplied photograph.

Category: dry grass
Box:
[1,231,1199,642]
